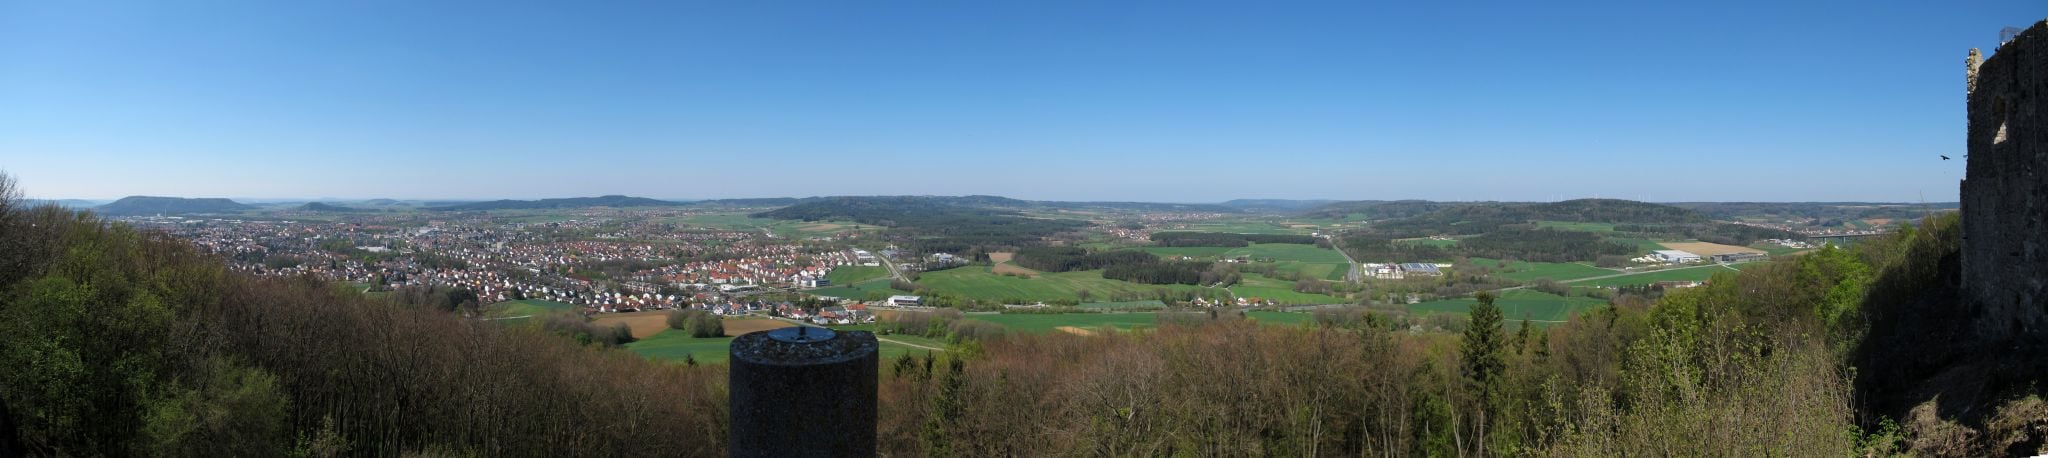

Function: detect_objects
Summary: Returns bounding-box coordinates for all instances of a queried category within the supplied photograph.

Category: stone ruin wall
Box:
[1963,20,2048,346]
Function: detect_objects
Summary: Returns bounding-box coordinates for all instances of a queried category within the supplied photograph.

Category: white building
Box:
[1652,250,1702,263]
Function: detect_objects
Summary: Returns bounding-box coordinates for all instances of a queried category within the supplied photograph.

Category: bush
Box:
[670,310,724,338]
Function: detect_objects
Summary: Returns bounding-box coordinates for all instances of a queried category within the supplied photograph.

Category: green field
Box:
[1568,264,1747,287]
[629,324,945,364]
[1230,273,1348,305]
[825,265,891,285]
[916,267,1203,303]
[1078,300,1167,309]
[1537,221,1617,232]
[1469,258,1617,282]
[625,331,738,363]
[1407,290,1608,322]
[977,312,1163,333]
[1143,243,1351,282]
[807,278,910,300]
[484,299,576,318]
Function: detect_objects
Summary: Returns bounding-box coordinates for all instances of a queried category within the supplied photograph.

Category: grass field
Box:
[978,312,1163,333]
[825,266,891,285]
[626,331,739,363]
[915,267,1202,303]
[1408,290,1608,322]
[1144,243,1351,282]
[1078,300,1166,309]
[484,299,576,318]
[1568,264,1747,287]
[630,321,942,364]
[1537,221,1617,232]
[1230,273,1348,305]
[1469,258,1617,282]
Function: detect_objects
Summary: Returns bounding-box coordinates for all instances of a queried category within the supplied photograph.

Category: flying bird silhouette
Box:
[1941,155,1951,160]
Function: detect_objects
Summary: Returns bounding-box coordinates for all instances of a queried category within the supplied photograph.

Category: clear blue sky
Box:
[2,1,2036,202]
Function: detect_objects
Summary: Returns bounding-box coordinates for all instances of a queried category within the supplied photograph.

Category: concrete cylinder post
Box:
[728,326,878,457]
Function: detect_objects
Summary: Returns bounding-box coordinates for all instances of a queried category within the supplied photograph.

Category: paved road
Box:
[1322,234,1362,283]
[874,252,909,282]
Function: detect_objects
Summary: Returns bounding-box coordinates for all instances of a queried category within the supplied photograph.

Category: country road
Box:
[1323,234,1363,283]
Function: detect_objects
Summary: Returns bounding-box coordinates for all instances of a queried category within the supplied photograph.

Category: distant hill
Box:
[1299,200,1454,220]
[1218,199,1338,212]
[1039,200,1240,213]
[690,198,802,207]
[95,196,257,216]
[299,202,372,213]
[23,199,106,209]
[427,195,685,211]
[362,199,403,206]
[752,196,1012,223]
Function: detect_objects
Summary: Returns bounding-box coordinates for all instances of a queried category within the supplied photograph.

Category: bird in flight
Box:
[1941,155,1951,160]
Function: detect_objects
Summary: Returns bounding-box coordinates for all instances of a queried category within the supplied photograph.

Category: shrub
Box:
[671,310,724,338]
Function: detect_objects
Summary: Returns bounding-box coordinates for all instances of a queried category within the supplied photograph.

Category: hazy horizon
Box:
[6,1,2039,202]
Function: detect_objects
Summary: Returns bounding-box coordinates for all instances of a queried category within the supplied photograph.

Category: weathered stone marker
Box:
[728,326,878,457]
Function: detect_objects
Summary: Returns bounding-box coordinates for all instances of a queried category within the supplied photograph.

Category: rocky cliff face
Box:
[1963,20,2048,348]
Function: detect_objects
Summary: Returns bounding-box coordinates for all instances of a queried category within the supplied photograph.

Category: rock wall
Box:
[1962,20,2048,346]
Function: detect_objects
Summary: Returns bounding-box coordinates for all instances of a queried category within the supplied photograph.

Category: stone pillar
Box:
[727,326,878,457]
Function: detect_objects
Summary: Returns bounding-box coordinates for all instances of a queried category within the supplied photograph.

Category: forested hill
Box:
[1358,199,1705,236]
[94,196,256,216]
[688,197,801,207]
[1298,200,1452,220]
[426,195,685,211]
[1218,199,1339,212]
[746,195,1237,214]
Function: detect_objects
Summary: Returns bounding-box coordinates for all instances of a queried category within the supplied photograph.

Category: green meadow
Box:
[1469,258,1617,282]
[1569,264,1749,287]
[915,267,1203,303]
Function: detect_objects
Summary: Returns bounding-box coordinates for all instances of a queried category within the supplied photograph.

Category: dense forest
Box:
[1363,199,1706,238]
[1457,229,1637,263]
[1011,247,1210,286]
[1297,199,1452,220]
[1149,231,1317,247]
[0,174,2039,455]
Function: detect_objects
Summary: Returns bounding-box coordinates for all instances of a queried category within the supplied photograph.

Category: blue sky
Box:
[1,1,2036,202]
